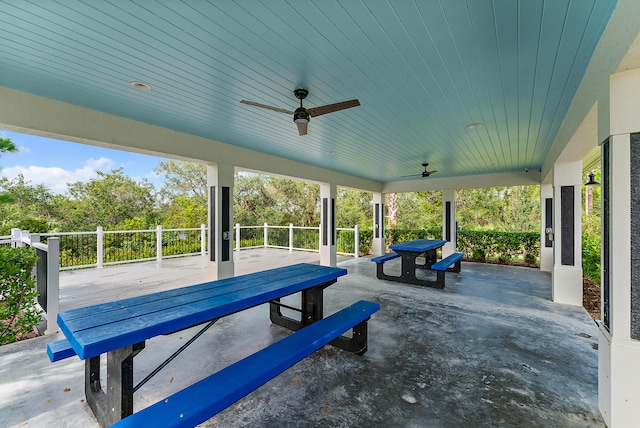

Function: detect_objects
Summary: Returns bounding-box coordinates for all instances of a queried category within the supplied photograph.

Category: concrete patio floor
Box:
[0,250,603,427]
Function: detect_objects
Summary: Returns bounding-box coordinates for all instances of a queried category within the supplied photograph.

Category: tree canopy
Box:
[0,158,543,235]
[0,137,18,204]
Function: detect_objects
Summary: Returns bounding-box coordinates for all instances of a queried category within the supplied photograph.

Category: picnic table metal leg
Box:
[330,317,371,355]
[400,253,418,282]
[85,342,145,427]
[270,280,335,331]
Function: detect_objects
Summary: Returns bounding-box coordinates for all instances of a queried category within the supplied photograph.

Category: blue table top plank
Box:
[389,239,447,253]
[57,263,346,360]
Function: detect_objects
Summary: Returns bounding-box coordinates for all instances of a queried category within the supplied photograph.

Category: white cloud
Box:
[1,157,115,192]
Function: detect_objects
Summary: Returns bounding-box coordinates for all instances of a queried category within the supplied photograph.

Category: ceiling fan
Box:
[401,162,438,178]
[240,88,360,136]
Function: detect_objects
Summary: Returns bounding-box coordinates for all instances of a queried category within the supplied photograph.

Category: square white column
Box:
[372,193,385,256]
[551,160,583,306]
[598,68,640,428]
[207,164,234,280]
[441,189,456,257]
[320,183,337,267]
[539,183,553,272]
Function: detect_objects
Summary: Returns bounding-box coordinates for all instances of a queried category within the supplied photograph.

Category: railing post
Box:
[289,223,294,253]
[11,228,21,247]
[264,223,268,248]
[156,225,163,262]
[97,226,104,268]
[354,224,359,258]
[318,224,322,254]
[45,238,60,334]
[201,224,207,256]
[21,229,30,246]
[236,223,241,252]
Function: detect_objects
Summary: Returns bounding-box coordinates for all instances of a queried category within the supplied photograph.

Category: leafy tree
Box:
[396,191,442,230]
[0,175,59,233]
[337,188,372,228]
[234,173,320,226]
[233,173,275,225]
[154,160,207,206]
[0,136,18,204]
[163,196,207,228]
[63,168,159,230]
[456,185,539,232]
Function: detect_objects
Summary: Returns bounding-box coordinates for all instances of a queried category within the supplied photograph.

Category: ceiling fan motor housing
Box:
[293,107,310,123]
[294,88,309,100]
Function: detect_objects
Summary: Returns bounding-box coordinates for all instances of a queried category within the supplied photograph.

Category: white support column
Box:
[598,67,640,428]
[96,226,104,268]
[539,183,553,272]
[201,224,207,256]
[354,224,359,258]
[319,183,337,267]
[441,189,456,257]
[551,160,583,306]
[45,237,59,334]
[156,225,163,263]
[372,193,385,256]
[235,223,241,253]
[289,223,294,253]
[207,163,235,280]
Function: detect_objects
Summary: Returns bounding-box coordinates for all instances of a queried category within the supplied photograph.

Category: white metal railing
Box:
[12,223,359,271]
[234,223,359,257]
[38,224,208,270]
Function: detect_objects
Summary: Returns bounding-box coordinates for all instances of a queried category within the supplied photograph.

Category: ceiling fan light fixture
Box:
[293,107,310,135]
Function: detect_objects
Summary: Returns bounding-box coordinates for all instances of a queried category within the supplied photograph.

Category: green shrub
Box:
[582,234,601,284]
[0,246,42,345]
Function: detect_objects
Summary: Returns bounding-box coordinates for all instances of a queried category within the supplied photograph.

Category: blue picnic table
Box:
[372,239,463,288]
[47,263,380,427]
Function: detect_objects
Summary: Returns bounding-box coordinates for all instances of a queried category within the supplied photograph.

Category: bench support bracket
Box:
[330,318,370,355]
[85,341,145,428]
[269,279,370,354]
[270,280,336,330]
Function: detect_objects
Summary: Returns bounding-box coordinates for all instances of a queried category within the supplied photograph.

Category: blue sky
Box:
[0,130,168,193]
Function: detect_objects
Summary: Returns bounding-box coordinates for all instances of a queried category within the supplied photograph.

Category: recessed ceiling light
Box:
[130,81,152,91]
[466,123,482,129]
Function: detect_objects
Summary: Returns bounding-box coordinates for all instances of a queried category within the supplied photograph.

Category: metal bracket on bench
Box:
[269,280,336,331]
[85,341,145,427]
[330,318,371,355]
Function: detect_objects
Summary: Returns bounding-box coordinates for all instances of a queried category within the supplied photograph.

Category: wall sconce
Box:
[584,173,600,186]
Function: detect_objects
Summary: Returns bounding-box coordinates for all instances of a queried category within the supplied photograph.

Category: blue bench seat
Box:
[111,300,380,428]
[371,252,400,264]
[47,338,76,362]
[430,252,464,272]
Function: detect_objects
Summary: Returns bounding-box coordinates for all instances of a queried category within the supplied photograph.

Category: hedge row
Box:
[378,228,539,265]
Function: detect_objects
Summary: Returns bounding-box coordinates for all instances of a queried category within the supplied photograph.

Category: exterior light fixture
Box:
[584,173,600,186]
[130,81,152,91]
[466,123,482,129]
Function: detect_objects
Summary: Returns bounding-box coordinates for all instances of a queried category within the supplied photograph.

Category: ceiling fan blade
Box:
[295,120,308,136]
[399,174,421,178]
[306,99,360,117]
[427,170,438,174]
[240,100,294,115]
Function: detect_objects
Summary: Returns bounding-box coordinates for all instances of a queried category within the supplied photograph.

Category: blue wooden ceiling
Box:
[0,0,617,183]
